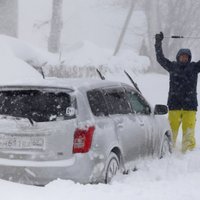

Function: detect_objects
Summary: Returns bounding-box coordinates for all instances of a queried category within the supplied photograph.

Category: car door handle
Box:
[117,123,124,128]
[139,122,144,126]
[136,117,144,127]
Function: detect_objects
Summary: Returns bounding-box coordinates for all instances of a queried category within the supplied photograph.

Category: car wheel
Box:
[104,152,119,184]
[160,134,172,158]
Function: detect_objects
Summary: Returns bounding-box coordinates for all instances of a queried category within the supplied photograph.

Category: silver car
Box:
[0,78,172,185]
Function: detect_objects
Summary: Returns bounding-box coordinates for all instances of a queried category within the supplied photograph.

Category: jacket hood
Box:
[176,48,192,63]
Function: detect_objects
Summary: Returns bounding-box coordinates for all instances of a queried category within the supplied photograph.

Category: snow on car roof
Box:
[0,77,129,92]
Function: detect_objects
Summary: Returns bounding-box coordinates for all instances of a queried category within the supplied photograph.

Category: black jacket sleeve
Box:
[195,60,200,73]
[155,40,172,72]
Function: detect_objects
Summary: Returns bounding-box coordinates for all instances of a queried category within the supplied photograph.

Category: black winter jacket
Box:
[155,40,200,111]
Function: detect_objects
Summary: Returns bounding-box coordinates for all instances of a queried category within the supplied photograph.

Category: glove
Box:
[155,32,164,42]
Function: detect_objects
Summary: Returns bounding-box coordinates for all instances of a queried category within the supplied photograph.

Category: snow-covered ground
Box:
[2,147,200,200]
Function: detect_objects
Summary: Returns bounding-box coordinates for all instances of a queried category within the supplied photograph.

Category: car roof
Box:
[0,77,134,92]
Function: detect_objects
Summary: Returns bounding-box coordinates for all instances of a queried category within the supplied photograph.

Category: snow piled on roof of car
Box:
[62,40,150,73]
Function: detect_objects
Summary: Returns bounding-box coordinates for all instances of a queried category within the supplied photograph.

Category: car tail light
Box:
[73,126,95,153]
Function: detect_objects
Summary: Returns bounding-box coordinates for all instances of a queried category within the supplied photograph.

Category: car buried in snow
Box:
[0,78,172,185]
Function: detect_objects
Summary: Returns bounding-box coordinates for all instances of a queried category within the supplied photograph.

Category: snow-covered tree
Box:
[0,0,18,37]
[48,0,63,53]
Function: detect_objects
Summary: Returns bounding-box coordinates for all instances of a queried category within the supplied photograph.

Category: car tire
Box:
[160,134,172,158]
[104,152,120,184]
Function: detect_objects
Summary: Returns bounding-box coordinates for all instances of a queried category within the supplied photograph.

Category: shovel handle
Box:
[171,36,184,38]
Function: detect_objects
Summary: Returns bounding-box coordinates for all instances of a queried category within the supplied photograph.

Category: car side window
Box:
[126,90,151,115]
[87,89,108,117]
[103,88,132,115]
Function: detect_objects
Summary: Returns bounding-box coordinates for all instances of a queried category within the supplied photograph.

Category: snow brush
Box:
[164,35,200,39]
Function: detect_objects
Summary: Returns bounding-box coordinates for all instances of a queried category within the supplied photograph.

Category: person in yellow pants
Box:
[168,110,196,152]
[155,32,200,152]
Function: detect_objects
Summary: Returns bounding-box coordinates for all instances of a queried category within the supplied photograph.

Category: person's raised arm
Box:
[155,32,172,72]
[194,60,200,73]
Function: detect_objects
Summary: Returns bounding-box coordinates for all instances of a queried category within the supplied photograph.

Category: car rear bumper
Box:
[0,154,105,185]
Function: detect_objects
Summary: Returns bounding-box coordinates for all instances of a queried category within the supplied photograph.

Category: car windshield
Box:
[0,90,71,122]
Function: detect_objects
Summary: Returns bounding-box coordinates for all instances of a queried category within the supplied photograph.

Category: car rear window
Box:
[0,90,72,122]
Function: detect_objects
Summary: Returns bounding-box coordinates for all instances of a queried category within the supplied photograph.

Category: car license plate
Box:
[0,135,45,150]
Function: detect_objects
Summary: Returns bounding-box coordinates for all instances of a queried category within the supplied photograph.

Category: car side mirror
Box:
[154,104,168,115]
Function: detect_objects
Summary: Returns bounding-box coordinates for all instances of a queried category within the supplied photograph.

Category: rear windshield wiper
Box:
[27,117,34,125]
[0,114,35,126]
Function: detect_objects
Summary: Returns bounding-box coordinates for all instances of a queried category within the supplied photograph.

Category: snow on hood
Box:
[63,40,150,73]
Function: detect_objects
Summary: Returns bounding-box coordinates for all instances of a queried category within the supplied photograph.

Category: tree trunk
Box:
[48,0,63,53]
[113,0,135,56]
[0,0,18,37]
[143,0,163,72]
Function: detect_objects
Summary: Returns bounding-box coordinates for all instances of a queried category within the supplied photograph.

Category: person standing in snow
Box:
[155,32,200,152]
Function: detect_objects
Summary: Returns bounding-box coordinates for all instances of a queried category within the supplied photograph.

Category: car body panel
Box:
[0,118,77,160]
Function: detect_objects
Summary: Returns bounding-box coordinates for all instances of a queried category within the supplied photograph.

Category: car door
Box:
[125,87,155,157]
[87,89,116,153]
[102,87,145,162]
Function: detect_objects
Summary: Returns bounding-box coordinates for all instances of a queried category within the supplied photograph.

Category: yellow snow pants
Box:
[168,110,196,153]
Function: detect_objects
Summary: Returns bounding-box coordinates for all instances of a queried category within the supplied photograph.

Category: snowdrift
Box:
[0,35,149,80]
[0,35,58,83]
[47,41,150,78]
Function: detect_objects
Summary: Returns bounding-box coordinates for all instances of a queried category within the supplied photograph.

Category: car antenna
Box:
[96,69,105,80]
[124,70,142,94]
[28,117,34,126]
